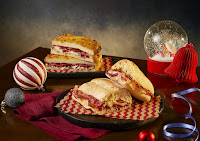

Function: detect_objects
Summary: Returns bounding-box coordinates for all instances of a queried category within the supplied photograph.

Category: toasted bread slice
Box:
[44,54,102,71]
[52,34,101,55]
[44,54,102,65]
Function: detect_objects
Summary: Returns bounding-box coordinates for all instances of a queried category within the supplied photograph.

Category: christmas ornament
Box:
[163,88,199,141]
[138,130,155,141]
[13,57,47,90]
[144,20,188,75]
[1,88,25,111]
[164,43,198,83]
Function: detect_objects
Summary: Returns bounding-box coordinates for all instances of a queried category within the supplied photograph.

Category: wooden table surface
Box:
[0,47,200,141]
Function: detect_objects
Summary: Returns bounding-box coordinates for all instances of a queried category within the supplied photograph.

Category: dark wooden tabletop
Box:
[0,47,200,141]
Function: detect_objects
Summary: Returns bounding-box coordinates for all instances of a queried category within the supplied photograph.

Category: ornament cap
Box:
[38,85,45,91]
[186,43,193,49]
[1,100,6,114]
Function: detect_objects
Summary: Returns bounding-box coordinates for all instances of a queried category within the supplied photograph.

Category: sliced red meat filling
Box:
[53,45,90,58]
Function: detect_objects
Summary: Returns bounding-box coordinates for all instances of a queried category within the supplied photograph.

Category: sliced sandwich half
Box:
[51,34,101,63]
[106,59,154,102]
[72,78,132,114]
[44,54,102,72]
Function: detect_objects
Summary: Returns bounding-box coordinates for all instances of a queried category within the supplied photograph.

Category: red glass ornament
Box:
[164,43,198,83]
[138,130,155,141]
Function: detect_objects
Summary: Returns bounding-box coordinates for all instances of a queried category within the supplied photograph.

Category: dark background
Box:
[1,0,200,66]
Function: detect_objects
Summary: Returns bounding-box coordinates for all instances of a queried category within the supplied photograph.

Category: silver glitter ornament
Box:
[3,88,25,109]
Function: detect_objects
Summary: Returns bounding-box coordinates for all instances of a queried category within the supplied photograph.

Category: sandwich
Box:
[72,78,132,114]
[106,59,154,102]
[44,54,102,72]
[51,34,102,63]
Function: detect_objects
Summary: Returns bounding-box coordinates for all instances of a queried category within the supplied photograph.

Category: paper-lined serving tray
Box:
[55,89,164,130]
[47,56,114,78]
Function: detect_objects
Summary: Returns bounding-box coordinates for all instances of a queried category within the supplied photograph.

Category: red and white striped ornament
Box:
[13,57,47,90]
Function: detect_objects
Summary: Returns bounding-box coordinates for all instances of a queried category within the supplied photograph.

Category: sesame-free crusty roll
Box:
[106,59,154,102]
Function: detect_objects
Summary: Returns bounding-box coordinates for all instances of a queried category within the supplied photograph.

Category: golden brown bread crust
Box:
[106,70,152,102]
[44,54,102,71]
[106,59,154,102]
[78,78,132,102]
[89,78,132,103]
[110,59,154,95]
[93,54,102,70]
[52,34,101,55]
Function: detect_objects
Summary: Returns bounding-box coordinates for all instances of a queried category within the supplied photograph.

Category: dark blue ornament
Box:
[4,88,25,108]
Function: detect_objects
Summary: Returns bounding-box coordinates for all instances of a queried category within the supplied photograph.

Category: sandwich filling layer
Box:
[72,86,131,112]
[106,70,153,97]
[52,45,90,59]
[45,63,95,71]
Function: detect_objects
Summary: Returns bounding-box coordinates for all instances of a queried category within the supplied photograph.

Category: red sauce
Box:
[53,45,90,58]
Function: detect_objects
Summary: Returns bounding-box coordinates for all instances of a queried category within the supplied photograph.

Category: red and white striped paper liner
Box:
[55,89,161,120]
[47,57,113,73]
[13,57,47,90]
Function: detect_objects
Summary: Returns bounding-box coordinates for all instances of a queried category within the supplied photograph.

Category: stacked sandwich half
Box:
[44,34,103,72]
